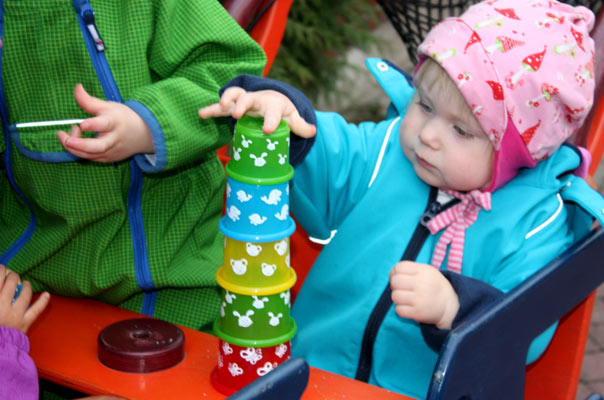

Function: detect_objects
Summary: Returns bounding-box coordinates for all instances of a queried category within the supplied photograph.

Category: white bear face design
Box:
[257,362,277,376]
[218,353,224,368]
[250,152,267,167]
[240,348,263,365]
[220,301,226,318]
[228,362,243,377]
[233,147,242,161]
[233,310,254,328]
[260,189,282,205]
[226,182,232,198]
[225,290,236,304]
[241,135,252,148]
[251,295,269,309]
[249,214,267,226]
[261,263,277,277]
[266,138,278,151]
[226,205,241,222]
[236,190,252,202]
[267,312,283,327]
[278,154,287,165]
[246,242,262,256]
[285,254,290,268]
[274,240,287,256]
[230,258,248,275]
[274,204,289,221]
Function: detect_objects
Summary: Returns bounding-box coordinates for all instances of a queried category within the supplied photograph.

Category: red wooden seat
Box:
[224,0,293,76]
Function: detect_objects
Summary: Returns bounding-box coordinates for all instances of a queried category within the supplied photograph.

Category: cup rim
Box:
[225,163,294,185]
[219,218,296,243]
[216,266,297,296]
[213,319,297,348]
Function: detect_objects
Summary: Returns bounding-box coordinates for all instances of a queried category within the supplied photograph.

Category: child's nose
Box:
[418,118,441,149]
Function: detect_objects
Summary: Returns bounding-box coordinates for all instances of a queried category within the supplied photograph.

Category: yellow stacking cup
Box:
[217,236,296,295]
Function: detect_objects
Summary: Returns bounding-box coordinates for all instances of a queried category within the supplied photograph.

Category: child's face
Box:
[400,62,494,192]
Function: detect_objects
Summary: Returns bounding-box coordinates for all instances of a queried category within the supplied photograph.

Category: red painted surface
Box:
[27,294,408,399]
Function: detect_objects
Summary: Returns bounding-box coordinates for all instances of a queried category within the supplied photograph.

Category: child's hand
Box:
[389,261,460,330]
[57,84,155,162]
[198,87,316,138]
[0,265,50,334]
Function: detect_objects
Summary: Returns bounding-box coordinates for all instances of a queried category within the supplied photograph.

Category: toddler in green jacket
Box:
[0,0,265,331]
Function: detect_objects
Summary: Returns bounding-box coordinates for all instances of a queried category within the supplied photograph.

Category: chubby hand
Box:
[198,87,316,138]
[389,261,460,330]
[57,84,155,162]
[0,265,50,334]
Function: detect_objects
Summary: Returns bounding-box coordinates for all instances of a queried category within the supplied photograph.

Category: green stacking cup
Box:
[215,288,296,346]
[226,116,294,185]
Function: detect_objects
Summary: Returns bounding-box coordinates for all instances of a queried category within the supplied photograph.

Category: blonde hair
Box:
[414,58,480,133]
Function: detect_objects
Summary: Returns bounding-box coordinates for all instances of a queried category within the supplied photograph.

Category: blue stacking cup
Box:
[220,177,295,242]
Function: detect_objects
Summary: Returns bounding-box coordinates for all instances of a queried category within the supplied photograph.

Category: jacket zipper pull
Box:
[83,10,105,52]
[419,201,442,228]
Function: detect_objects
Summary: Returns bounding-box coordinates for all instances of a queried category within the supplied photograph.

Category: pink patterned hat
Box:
[417,0,595,191]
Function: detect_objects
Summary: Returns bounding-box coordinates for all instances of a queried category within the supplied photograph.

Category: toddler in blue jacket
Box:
[200,0,604,397]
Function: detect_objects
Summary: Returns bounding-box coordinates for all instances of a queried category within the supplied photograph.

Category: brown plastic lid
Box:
[97,318,185,373]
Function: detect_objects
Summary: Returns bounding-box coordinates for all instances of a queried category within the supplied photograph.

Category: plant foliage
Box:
[268,0,382,103]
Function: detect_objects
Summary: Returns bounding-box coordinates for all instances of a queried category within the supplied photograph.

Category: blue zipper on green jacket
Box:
[0,0,37,265]
[74,0,156,315]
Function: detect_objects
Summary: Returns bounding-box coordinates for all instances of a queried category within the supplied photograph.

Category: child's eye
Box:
[418,101,432,113]
[453,125,472,138]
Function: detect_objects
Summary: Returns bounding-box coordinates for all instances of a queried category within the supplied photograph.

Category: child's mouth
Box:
[416,154,434,169]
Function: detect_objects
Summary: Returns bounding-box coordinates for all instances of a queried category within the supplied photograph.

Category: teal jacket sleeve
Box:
[291,114,400,240]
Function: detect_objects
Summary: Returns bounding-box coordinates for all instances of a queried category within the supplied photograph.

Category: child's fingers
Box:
[23,291,50,333]
[262,102,289,134]
[198,103,232,119]
[198,87,247,119]
[394,304,418,320]
[391,261,420,277]
[59,129,115,156]
[11,279,32,314]
[219,87,247,109]
[390,273,416,291]
[232,92,260,119]
[57,124,83,150]
[0,271,19,305]
[74,84,108,115]
[0,265,6,287]
[80,115,113,133]
[285,113,317,138]
[391,288,415,306]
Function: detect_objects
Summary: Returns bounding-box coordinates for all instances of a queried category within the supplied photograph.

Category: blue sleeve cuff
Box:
[220,74,316,167]
[126,100,167,172]
[420,271,504,352]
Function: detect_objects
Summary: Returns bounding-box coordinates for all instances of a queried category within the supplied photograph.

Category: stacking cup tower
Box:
[211,116,297,394]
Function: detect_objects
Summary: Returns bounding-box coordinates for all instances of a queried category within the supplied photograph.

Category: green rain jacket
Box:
[0,0,266,330]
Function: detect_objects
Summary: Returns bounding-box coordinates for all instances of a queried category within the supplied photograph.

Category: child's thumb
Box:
[74,83,106,115]
[288,113,317,138]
